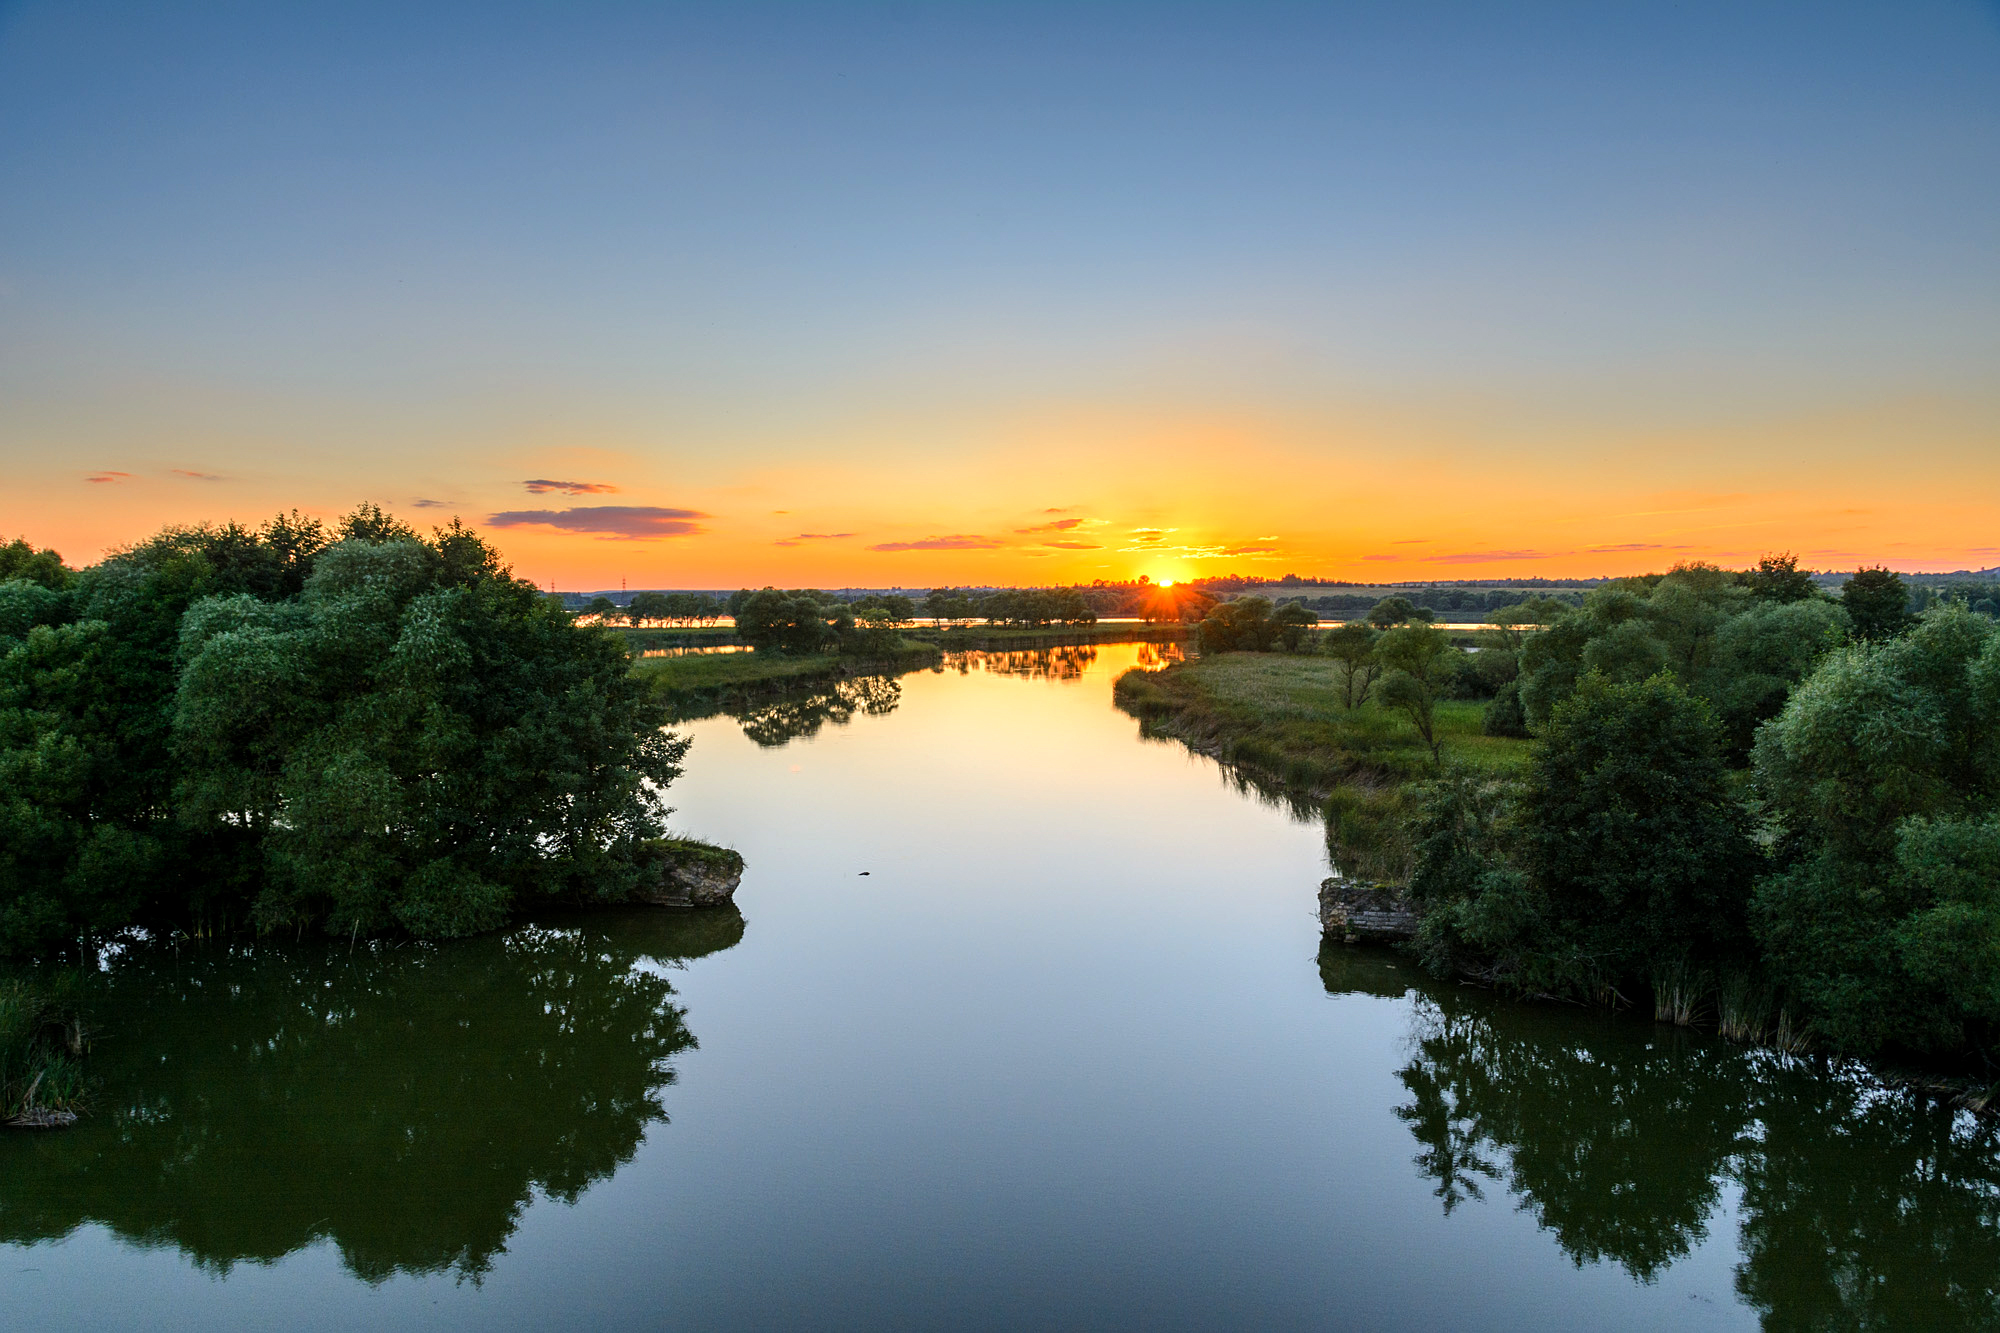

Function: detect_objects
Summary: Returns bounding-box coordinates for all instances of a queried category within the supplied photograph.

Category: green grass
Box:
[614,625,742,651]
[1,973,90,1125]
[1114,652,1531,880]
[1116,654,1527,787]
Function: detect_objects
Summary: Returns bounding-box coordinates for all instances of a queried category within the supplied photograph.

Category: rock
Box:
[634,839,745,908]
[1318,873,1416,943]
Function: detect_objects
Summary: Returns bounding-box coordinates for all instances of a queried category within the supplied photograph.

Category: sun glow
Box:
[1153,577,1176,587]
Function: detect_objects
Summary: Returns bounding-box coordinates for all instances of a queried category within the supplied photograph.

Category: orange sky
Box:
[9,392,1997,589]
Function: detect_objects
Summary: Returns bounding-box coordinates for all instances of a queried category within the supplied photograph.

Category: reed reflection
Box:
[0,908,743,1282]
[1322,943,2000,1326]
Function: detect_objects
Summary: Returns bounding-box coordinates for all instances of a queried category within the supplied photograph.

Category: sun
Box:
[1151,575,1176,587]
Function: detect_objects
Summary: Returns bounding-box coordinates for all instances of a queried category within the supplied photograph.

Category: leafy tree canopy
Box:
[0,509,688,957]
[1841,566,1914,642]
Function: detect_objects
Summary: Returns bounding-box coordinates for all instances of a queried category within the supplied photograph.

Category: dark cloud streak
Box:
[486,506,706,539]
[523,478,620,495]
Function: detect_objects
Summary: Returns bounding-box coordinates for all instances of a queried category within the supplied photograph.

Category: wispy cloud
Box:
[775,531,857,547]
[1043,540,1102,550]
[867,534,1003,552]
[1424,550,1548,564]
[410,498,456,509]
[523,478,620,495]
[1016,517,1084,533]
[1221,544,1279,556]
[85,471,130,484]
[1586,542,1668,553]
[487,506,706,539]
[170,469,225,482]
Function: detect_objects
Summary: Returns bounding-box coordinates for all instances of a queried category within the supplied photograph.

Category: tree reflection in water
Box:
[734,675,902,746]
[0,907,743,1283]
[943,646,1099,680]
[1324,943,2000,1326]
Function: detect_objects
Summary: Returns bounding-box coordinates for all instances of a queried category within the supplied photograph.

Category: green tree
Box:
[626,591,672,625]
[923,587,977,628]
[170,534,690,940]
[1198,596,1279,652]
[1515,674,1757,990]
[1368,595,1432,628]
[1749,552,1819,604]
[1272,600,1316,650]
[0,511,694,956]
[1841,566,1914,641]
[1377,623,1455,767]
[584,595,622,624]
[1481,680,1530,737]
[1323,622,1381,708]
[1513,564,1839,757]
[734,588,840,654]
[1750,607,2000,1053]
[0,539,73,590]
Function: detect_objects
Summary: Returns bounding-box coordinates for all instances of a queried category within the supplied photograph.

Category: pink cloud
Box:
[85,471,130,483]
[487,506,706,539]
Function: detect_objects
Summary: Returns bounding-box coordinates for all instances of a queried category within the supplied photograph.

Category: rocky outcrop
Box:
[634,839,744,908]
[1318,873,1416,943]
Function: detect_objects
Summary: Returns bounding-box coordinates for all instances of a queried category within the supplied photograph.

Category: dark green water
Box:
[5,644,1998,1330]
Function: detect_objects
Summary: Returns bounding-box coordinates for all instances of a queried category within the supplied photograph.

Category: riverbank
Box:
[1113,652,1527,877]
[630,638,944,714]
[917,622,1191,649]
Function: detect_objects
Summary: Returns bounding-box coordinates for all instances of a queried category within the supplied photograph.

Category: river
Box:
[4,642,1997,1330]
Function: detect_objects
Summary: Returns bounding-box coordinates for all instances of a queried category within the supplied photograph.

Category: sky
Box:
[2,1,1997,588]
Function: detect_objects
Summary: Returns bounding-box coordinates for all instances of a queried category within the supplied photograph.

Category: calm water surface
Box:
[5,643,1998,1330]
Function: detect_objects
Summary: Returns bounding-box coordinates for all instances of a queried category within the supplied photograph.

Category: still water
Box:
[5,643,1999,1330]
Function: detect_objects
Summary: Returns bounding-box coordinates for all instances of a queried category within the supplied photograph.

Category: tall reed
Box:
[0,974,91,1125]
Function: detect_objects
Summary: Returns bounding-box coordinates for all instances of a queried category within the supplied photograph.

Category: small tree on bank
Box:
[1377,623,1454,768]
[1322,622,1381,708]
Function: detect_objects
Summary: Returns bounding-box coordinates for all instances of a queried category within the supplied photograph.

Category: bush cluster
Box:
[0,509,687,956]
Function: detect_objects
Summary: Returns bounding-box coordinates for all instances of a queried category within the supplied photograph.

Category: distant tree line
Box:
[727,588,916,655]
[600,591,727,626]
[1281,587,1588,615]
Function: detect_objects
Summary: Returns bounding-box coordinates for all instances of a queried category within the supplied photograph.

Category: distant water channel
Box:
[5,642,1998,1330]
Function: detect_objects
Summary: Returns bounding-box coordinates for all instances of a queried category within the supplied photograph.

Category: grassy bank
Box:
[614,625,743,651]
[1114,653,1529,877]
[631,639,942,714]
[1,974,90,1127]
